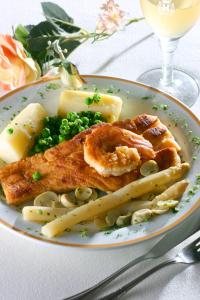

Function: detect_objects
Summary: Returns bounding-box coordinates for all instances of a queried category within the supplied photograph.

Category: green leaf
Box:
[41,2,73,23]
[59,39,81,57]
[27,36,57,53]
[53,19,80,33]
[14,25,29,46]
[28,21,60,38]
[25,25,35,32]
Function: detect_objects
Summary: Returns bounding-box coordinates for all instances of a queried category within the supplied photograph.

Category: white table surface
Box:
[0,1,200,299]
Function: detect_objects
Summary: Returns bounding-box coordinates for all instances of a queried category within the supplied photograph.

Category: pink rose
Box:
[0,34,40,91]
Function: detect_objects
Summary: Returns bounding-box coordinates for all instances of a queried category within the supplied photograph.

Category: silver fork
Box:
[100,233,200,300]
[65,226,198,300]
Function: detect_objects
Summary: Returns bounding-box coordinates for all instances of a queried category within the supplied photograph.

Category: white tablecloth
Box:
[0,1,200,299]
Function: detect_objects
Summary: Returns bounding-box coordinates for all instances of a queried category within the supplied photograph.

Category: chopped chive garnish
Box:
[7,128,13,134]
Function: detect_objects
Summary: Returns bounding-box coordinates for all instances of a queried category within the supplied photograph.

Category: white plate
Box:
[0,75,199,248]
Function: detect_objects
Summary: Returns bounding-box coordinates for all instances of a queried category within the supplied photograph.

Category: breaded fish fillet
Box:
[0,114,181,205]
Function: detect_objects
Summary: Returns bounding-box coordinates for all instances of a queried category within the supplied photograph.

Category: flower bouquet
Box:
[0,1,143,93]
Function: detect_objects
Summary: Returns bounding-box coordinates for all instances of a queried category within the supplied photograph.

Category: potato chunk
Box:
[0,103,47,163]
[58,90,122,122]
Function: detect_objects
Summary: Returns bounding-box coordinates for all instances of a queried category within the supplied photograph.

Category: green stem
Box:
[49,17,144,43]
[126,17,145,26]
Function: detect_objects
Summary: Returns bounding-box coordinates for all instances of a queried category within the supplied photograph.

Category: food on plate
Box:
[0,158,6,168]
[0,103,47,163]
[74,187,95,201]
[98,179,189,227]
[140,160,159,176]
[115,114,181,152]
[23,206,70,222]
[41,163,189,238]
[0,114,182,205]
[0,88,191,238]
[30,111,106,155]
[33,191,59,207]
[84,125,155,176]
[58,90,122,122]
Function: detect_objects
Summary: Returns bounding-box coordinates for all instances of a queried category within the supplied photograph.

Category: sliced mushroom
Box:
[34,191,58,207]
[60,193,77,208]
[94,217,107,230]
[152,208,169,215]
[157,200,179,209]
[75,187,93,201]
[89,189,98,201]
[116,214,131,227]
[105,211,120,227]
[140,160,159,177]
[131,209,153,224]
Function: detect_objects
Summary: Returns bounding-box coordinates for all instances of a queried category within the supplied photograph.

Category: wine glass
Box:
[138,0,200,106]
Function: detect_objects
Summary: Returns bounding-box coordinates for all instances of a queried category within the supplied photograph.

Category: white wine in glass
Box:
[138,0,200,106]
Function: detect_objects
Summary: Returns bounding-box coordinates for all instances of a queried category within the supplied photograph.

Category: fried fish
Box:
[0,114,181,205]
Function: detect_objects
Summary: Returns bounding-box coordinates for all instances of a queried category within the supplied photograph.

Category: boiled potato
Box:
[0,103,47,163]
[58,90,122,122]
[13,103,47,135]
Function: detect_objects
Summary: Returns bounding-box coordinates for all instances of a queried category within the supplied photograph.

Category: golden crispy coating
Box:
[0,114,181,205]
[84,125,154,177]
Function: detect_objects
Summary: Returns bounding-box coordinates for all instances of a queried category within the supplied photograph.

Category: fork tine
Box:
[195,240,200,247]
[187,236,200,248]
[194,237,200,247]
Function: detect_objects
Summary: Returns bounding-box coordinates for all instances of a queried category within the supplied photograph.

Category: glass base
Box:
[137,68,199,107]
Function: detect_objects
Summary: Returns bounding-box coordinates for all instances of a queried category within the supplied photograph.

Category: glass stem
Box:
[160,38,179,86]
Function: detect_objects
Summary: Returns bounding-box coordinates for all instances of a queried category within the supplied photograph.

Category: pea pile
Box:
[30,111,106,155]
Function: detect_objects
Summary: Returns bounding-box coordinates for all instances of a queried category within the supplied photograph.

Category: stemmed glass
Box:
[138,0,200,106]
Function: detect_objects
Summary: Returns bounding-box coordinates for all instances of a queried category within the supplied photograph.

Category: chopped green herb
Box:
[185,174,200,203]
[161,104,168,111]
[80,228,89,238]
[106,88,114,93]
[21,96,28,102]
[3,106,12,111]
[103,225,119,235]
[192,156,197,161]
[152,104,159,110]
[45,83,61,91]
[192,136,200,146]
[141,95,153,100]
[85,93,101,105]
[182,121,189,129]
[104,230,113,235]
[7,128,13,134]
[36,209,43,215]
[32,171,42,181]
[188,189,195,196]
[196,174,200,183]
[172,207,179,213]
[37,91,45,99]
[152,103,168,111]
[93,86,98,92]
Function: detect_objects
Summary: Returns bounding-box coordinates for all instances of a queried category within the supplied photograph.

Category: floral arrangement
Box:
[0,1,143,93]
